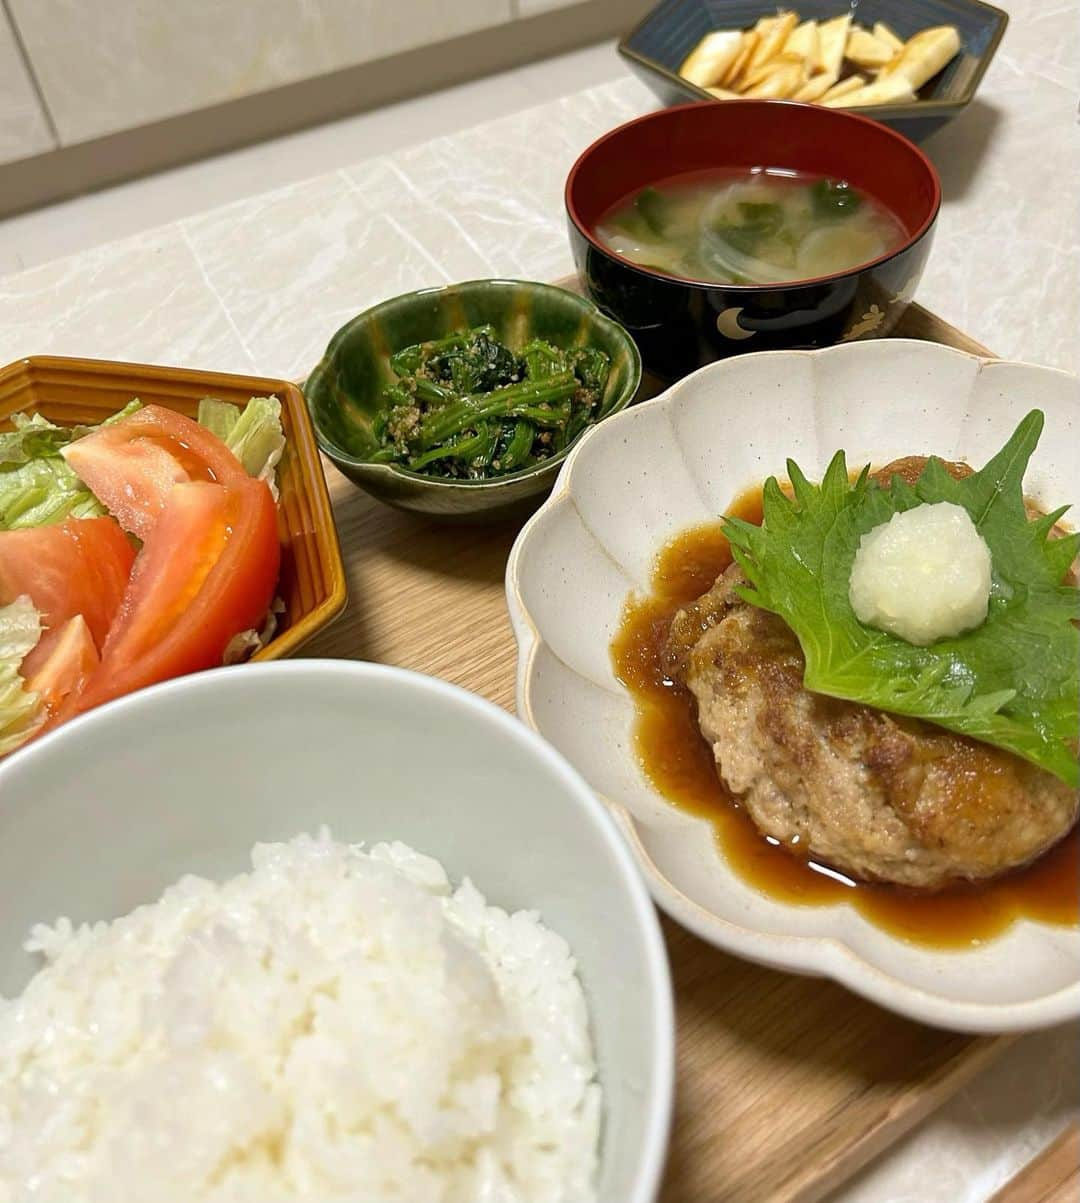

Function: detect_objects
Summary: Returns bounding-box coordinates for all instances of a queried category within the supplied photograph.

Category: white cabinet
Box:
[0,11,55,165]
[7,0,513,146]
[518,0,584,15]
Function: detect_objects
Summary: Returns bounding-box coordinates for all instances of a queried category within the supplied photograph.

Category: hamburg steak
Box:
[663,458,1079,890]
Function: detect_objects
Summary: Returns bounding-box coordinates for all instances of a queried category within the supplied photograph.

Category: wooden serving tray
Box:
[989,1124,1079,1203]
[301,302,1010,1203]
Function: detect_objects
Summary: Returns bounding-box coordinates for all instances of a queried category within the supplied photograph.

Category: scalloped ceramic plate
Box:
[506,339,1080,1033]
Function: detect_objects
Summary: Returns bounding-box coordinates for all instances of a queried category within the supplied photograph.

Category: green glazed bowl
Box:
[303,279,642,521]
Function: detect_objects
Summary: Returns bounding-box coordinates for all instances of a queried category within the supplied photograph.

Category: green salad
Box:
[370,326,611,480]
[0,397,284,531]
[723,411,1080,786]
[0,402,140,529]
[0,396,285,756]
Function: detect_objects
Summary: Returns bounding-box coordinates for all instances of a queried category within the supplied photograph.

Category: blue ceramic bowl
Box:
[619,0,1008,142]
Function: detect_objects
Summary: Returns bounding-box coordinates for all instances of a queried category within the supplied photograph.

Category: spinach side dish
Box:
[370,327,612,480]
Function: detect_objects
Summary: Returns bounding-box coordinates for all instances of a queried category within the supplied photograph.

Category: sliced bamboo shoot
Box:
[846,27,897,69]
[680,29,745,88]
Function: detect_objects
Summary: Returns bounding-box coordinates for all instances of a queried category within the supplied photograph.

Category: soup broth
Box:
[596,167,908,286]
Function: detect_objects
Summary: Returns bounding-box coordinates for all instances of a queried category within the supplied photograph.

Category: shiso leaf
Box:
[723,411,1080,786]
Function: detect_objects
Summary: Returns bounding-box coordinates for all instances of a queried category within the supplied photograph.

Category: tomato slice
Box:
[68,477,279,716]
[26,615,99,715]
[0,516,135,677]
[62,405,247,541]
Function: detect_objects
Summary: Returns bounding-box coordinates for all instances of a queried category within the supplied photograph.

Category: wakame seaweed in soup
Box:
[596,168,906,286]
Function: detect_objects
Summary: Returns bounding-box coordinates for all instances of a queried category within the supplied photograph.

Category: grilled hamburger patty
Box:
[662,457,1078,890]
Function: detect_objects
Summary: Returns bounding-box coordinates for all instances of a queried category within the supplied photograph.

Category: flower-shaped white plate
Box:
[506,339,1080,1033]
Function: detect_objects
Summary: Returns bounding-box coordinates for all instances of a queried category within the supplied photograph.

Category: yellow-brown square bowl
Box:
[0,355,346,661]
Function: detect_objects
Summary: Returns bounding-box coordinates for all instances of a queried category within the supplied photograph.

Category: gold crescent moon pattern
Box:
[716,307,756,341]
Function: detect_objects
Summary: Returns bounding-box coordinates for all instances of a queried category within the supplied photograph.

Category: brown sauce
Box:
[611,488,1080,949]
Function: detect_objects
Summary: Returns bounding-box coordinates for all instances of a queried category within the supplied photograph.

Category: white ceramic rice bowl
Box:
[506,339,1080,1033]
[0,660,675,1202]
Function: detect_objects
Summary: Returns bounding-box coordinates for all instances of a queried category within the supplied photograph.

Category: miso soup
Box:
[595,168,907,286]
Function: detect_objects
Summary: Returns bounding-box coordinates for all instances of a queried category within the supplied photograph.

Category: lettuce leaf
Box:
[222,597,285,664]
[0,416,105,528]
[0,403,142,530]
[723,411,1080,786]
[1,412,78,461]
[196,397,240,443]
[0,596,44,756]
[97,399,143,429]
[197,396,285,497]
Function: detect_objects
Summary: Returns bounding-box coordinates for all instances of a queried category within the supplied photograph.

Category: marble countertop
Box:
[0,2,1076,1198]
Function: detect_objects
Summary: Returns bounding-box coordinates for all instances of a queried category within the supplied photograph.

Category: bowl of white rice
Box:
[0,660,674,1203]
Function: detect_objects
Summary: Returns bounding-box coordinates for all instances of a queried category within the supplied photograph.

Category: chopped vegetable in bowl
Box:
[0,401,140,528]
[303,277,642,519]
[0,597,45,754]
[0,396,286,757]
[369,325,612,480]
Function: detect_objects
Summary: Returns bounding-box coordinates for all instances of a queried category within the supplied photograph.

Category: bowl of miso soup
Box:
[565,99,940,379]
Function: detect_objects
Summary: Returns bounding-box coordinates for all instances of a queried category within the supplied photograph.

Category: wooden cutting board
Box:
[300,303,1013,1203]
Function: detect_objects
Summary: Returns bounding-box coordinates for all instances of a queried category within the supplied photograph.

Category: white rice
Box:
[0,831,601,1202]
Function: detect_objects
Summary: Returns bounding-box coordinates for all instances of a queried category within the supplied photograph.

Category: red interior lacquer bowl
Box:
[566,100,941,379]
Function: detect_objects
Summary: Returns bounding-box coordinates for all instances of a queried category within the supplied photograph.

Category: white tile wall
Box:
[518,0,585,15]
[316,0,512,67]
[0,9,55,165]
[8,0,512,146]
